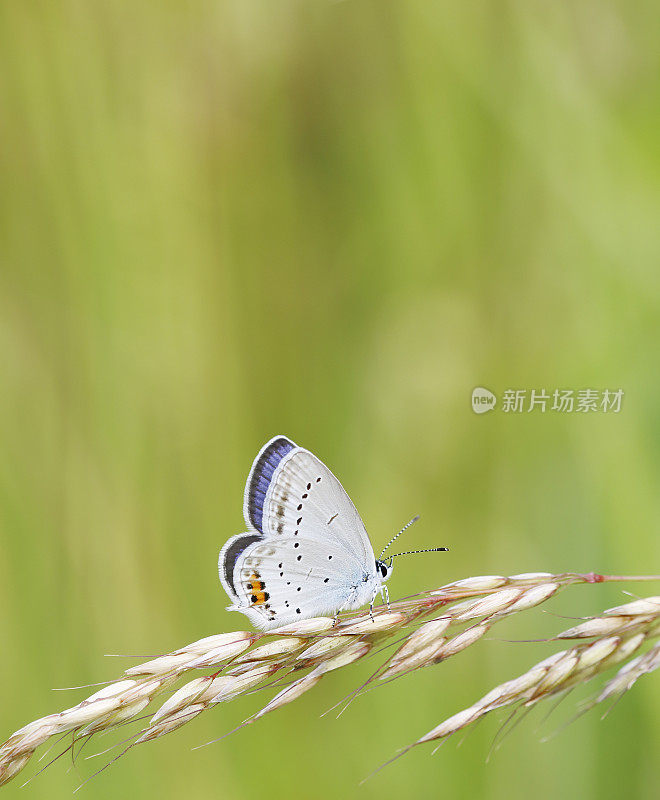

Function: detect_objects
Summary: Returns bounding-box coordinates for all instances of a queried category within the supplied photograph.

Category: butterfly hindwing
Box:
[224,535,368,629]
[218,531,264,605]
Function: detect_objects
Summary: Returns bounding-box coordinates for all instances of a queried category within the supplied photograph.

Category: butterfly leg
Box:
[368,587,381,621]
[333,587,359,627]
[381,584,391,611]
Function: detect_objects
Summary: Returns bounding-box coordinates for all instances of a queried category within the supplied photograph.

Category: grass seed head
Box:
[178,632,253,656]
[185,640,252,669]
[312,641,371,675]
[269,617,336,635]
[254,674,323,719]
[454,588,523,620]
[495,583,559,615]
[296,635,355,662]
[151,678,210,724]
[440,575,508,592]
[338,612,406,635]
[235,638,306,663]
[2,572,659,787]
[436,624,489,658]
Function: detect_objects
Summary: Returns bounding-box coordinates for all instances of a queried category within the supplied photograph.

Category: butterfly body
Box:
[218,435,391,630]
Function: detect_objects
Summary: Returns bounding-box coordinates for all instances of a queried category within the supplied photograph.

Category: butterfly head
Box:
[375,558,393,583]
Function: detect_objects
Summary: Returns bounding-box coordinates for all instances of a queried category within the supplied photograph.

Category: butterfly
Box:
[218,435,447,630]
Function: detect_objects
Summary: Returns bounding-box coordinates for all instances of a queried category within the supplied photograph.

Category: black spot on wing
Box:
[247,437,295,532]
[223,534,262,595]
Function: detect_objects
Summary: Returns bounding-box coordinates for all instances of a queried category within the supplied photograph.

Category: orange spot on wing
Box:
[248,572,268,605]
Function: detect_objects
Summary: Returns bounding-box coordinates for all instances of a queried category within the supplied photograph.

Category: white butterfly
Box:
[219,436,442,630]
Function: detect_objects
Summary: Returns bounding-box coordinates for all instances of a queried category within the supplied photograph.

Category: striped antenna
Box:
[388,546,449,563]
[379,515,421,559]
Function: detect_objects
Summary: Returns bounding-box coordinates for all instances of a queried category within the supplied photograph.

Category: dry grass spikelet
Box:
[1,573,659,788]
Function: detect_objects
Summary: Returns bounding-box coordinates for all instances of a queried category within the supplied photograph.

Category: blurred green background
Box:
[1,1,659,798]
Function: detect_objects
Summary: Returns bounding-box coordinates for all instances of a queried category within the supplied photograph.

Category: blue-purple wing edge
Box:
[242,435,296,533]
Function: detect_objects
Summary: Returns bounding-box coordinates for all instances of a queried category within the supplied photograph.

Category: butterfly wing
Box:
[220,534,370,629]
[218,531,263,606]
[243,435,375,566]
[221,435,380,628]
[243,436,296,534]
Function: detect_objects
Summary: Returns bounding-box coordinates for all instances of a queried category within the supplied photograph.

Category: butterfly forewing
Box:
[260,446,374,566]
[243,436,296,534]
